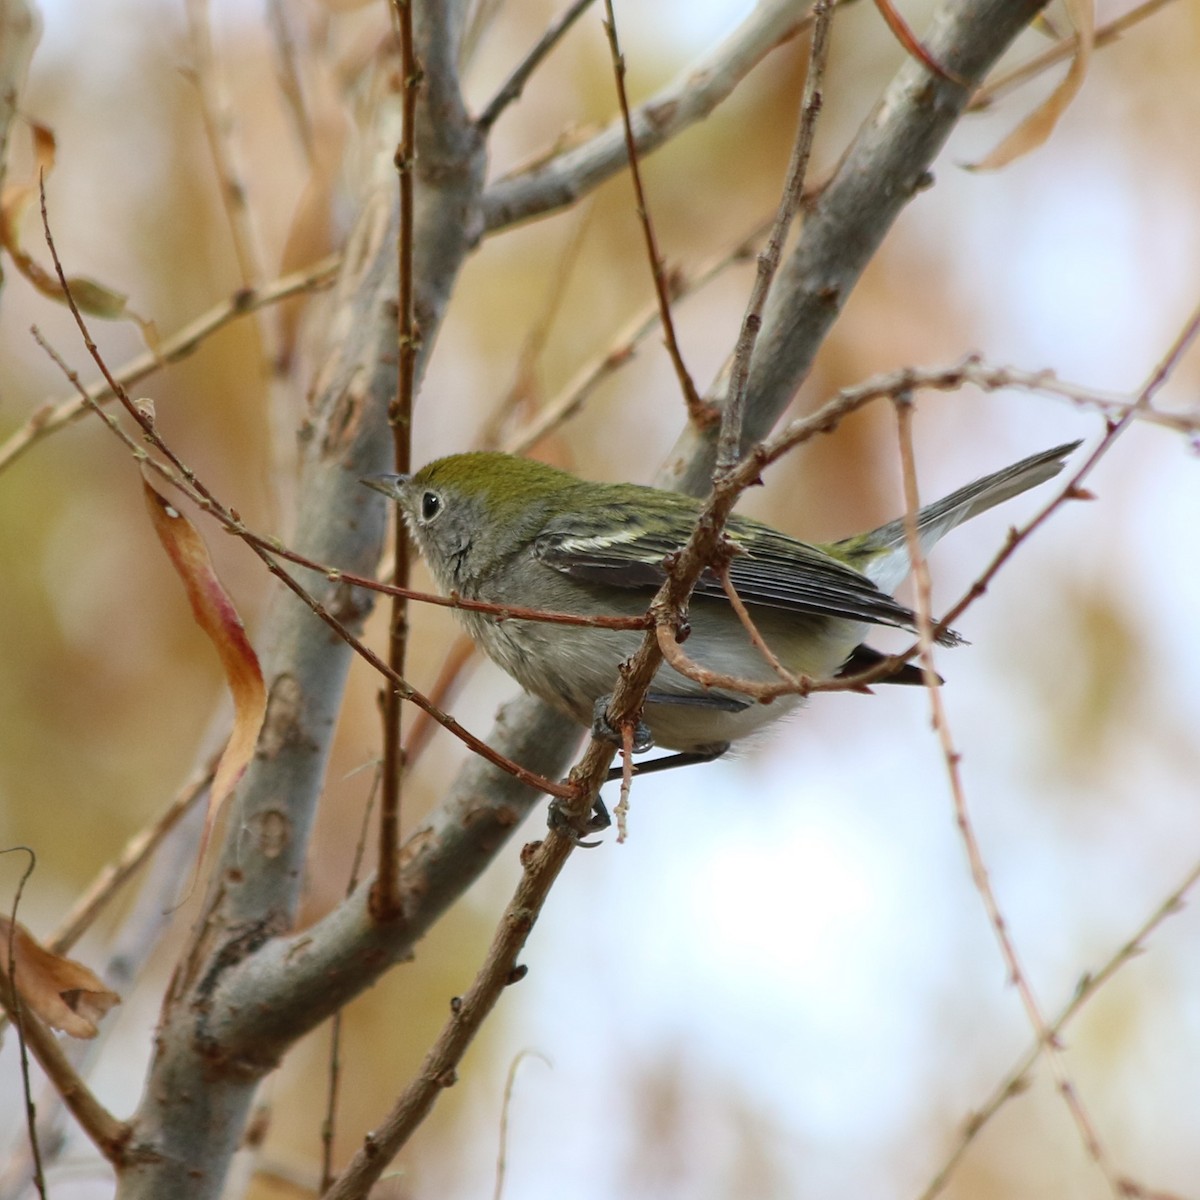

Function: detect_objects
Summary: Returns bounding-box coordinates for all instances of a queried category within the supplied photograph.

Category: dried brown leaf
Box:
[969,0,1094,170]
[0,118,152,325]
[0,915,120,1038]
[142,476,267,866]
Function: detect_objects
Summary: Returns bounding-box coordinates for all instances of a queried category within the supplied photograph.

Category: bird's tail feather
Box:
[838,440,1081,592]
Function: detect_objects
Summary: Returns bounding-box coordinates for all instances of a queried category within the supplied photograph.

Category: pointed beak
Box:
[361,473,408,500]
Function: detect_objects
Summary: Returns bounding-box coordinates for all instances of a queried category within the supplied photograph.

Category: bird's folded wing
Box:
[533,518,946,638]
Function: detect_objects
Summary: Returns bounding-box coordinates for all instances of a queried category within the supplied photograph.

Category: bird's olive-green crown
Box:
[411,452,593,523]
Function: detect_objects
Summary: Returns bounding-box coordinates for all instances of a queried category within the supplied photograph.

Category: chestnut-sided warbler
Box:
[365,441,1078,762]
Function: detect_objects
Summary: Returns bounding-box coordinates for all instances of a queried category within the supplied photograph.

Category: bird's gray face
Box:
[362,474,480,591]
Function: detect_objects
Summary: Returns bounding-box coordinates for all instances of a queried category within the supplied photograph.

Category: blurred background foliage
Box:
[1,0,1199,1197]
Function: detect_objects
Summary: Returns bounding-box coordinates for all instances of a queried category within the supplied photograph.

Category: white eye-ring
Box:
[420,491,443,522]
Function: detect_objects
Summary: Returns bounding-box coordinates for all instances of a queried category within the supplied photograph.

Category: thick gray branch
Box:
[480,0,809,233]
[661,0,1050,496]
[208,698,580,1058]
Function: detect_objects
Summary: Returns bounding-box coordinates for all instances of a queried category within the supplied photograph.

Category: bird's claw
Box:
[591,696,654,754]
[547,795,611,847]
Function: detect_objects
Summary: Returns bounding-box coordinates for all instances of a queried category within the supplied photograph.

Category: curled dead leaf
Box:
[969,0,1094,170]
[0,119,156,335]
[0,915,120,1039]
[142,475,267,868]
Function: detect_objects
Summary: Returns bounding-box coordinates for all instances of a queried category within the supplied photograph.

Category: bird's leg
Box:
[545,696,647,843]
[590,695,655,754]
[593,690,742,783]
[553,693,742,838]
[603,743,729,782]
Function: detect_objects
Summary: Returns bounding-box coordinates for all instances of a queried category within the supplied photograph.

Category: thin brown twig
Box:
[920,854,1200,1200]
[970,0,1179,112]
[503,213,771,456]
[375,0,422,923]
[477,0,596,132]
[185,0,270,289]
[716,0,835,474]
[602,0,712,429]
[651,621,809,703]
[1137,299,1200,404]
[4,847,47,1198]
[892,398,1127,1200]
[50,770,211,957]
[0,848,130,1169]
[872,0,968,86]
[481,206,594,450]
[491,1050,551,1200]
[0,254,338,476]
[717,563,797,684]
[401,633,479,771]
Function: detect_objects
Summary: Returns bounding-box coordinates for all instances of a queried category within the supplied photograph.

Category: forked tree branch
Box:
[662,0,1050,495]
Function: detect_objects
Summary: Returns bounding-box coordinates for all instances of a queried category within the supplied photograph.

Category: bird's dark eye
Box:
[421,491,442,522]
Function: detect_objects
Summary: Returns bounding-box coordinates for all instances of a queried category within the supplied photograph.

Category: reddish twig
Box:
[873,0,968,87]
[893,397,1125,1200]
[920,855,1200,1199]
[716,0,835,474]
[401,633,479,771]
[375,0,423,922]
[503,212,771,455]
[4,847,47,1198]
[602,0,713,429]
[717,562,798,684]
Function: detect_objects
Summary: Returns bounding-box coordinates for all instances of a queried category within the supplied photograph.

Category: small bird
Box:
[365,441,1078,770]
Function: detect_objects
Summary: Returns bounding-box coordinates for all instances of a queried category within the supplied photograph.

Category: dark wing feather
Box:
[533,513,923,634]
